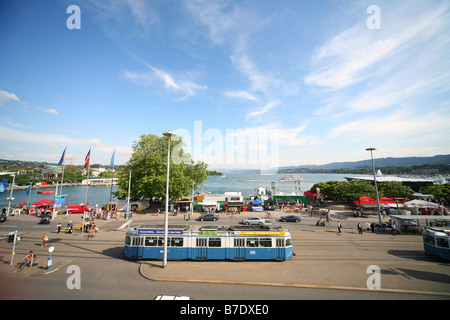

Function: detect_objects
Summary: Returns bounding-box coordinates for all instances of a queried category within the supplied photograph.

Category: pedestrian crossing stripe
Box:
[60,220,110,232]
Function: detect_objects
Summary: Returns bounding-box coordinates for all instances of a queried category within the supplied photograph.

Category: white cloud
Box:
[224,90,257,101]
[37,108,59,115]
[89,0,160,37]
[124,60,207,101]
[246,99,280,118]
[0,125,131,163]
[328,108,450,143]
[304,1,450,115]
[0,89,28,109]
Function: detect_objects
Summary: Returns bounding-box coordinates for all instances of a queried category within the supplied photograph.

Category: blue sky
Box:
[1,0,449,171]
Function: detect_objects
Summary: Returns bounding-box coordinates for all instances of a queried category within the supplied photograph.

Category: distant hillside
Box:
[281,154,450,170]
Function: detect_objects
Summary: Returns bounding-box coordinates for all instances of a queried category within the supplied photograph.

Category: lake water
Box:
[0,173,355,208]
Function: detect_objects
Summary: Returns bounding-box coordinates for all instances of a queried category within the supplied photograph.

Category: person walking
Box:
[337,221,342,233]
[57,223,62,234]
[40,233,48,247]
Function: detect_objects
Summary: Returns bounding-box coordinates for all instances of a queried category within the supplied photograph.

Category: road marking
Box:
[118,220,132,229]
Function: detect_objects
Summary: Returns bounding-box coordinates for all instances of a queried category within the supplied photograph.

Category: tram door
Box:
[195,238,208,260]
[132,237,144,259]
[276,238,285,261]
[233,238,245,260]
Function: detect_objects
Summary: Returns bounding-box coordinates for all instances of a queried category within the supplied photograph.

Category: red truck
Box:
[67,204,93,214]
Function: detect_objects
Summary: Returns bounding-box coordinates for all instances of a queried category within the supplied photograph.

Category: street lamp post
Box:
[366,148,382,227]
[162,131,177,268]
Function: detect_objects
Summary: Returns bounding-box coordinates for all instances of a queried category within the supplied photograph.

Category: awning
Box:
[32,199,54,206]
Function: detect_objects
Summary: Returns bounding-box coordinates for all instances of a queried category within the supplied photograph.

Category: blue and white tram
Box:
[124,225,293,261]
[422,227,450,261]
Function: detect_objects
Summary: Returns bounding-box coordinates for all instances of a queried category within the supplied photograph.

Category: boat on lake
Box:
[37,188,54,194]
[279,175,303,183]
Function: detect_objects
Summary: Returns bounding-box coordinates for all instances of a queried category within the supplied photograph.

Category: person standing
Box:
[57,223,62,234]
[357,223,363,234]
[337,221,342,233]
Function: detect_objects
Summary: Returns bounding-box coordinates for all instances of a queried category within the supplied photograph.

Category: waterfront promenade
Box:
[1,206,449,299]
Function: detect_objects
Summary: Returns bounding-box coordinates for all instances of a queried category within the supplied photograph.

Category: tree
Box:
[115,133,209,202]
[377,181,414,198]
[311,181,346,201]
[420,183,450,201]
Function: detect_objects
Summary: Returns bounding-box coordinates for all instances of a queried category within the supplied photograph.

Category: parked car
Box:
[279,215,301,222]
[241,216,265,225]
[197,213,219,221]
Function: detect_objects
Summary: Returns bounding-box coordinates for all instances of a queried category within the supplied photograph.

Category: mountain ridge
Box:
[280,154,450,170]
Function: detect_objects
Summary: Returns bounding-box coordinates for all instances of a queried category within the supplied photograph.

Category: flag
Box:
[57,147,66,166]
[84,149,91,169]
[26,185,31,196]
[0,179,8,192]
[110,150,115,167]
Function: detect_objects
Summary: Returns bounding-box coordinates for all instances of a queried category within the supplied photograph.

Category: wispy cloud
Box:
[0,89,28,109]
[305,1,450,115]
[224,90,257,101]
[0,125,132,162]
[246,99,280,118]
[124,61,207,101]
[37,108,59,115]
[88,0,160,37]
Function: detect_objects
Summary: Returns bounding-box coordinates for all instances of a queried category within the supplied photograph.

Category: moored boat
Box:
[37,188,54,194]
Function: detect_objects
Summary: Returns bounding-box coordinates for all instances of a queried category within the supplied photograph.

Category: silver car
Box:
[241,216,265,225]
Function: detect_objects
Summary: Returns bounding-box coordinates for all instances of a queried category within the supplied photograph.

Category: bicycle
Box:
[16,254,37,272]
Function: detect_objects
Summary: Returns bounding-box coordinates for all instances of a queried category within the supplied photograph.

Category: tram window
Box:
[259,238,272,247]
[276,238,284,247]
[286,238,292,246]
[125,236,131,246]
[247,238,258,247]
[209,238,221,247]
[423,235,436,246]
[196,238,207,247]
[157,237,164,246]
[133,237,143,246]
[145,237,157,247]
[234,238,245,247]
[436,238,449,248]
[171,237,183,247]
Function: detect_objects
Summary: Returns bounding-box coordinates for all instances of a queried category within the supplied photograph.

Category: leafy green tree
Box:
[115,133,208,201]
[340,180,376,199]
[420,183,450,200]
[377,181,414,198]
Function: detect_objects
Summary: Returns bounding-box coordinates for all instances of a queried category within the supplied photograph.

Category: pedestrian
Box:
[337,221,342,233]
[392,221,397,234]
[370,222,375,233]
[57,223,62,234]
[40,233,48,247]
[357,222,363,234]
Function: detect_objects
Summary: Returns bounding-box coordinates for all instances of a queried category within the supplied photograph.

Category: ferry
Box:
[422,227,450,261]
[279,175,303,183]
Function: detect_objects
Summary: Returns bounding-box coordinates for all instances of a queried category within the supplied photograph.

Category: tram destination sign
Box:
[137,229,184,235]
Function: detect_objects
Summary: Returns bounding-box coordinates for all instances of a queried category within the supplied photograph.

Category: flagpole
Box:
[59,146,67,196]
[83,148,91,235]
[109,150,115,204]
